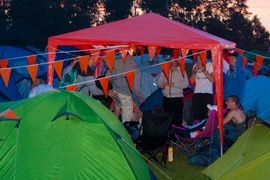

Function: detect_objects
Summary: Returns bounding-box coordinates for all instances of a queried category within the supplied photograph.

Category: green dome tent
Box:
[0,90,154,179]
[202,124,270,179]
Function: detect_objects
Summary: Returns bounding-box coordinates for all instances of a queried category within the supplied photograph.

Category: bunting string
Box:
[59,52,202,89]
[236,48,270,75]
[1,46,270,89]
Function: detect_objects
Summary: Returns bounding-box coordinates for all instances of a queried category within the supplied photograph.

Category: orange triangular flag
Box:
[0,68,11,87]
[119,47,129,63]
[191,49,198,60]
[256,55,264,64]
[88,58,93,66]
[52,61,64,79]
[91,54,100,66]
[104,49,115,71]
[128,44,136,56]
[178,57,186,77]
[236,48,245,56]
[155,48,161,60]
[99,77,109,98]
[242,57,247,67]
[78,55,89,74]
[254,55,264,76]
[125,71,135,91]
[26,64,38,83]
[0,109,19,119]
[181,49,189,58]
[0,59,8,68]
[27,55,36,65]
[178,50,182,57]
[148,46,157,61]
[161,62,170,81]
[200,51,207,67]
[66,84,77,91]
[172,49,179,59]
[90,49,100,56]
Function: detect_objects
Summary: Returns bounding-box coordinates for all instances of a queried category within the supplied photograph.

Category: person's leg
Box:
[202,93,213,120]
[114,97,121,120]
[192,93,203,121]
[114,108,121,119]
[173,97,183,126]
[163,96,173,114]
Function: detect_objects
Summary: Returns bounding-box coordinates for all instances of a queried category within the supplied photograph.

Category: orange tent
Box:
[47,13,236,152]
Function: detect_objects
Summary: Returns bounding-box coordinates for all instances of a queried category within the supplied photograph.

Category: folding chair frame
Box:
[171,110,218,157]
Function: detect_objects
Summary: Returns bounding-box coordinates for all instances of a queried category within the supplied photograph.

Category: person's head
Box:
[31,78,44,89]
[169,60,179,70]
[228,52,238,68]
[69,58,77,66]
[196,54,202,64]
[226,95,240,110]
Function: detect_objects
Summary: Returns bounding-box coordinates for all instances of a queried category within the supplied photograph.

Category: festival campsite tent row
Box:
[6,12,270,179]
[1,12,236,178]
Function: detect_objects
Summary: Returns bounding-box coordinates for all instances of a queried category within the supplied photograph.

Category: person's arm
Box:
[133,71,144,103]
[223,110,234,125]
[203,70,214,83]
[189,66,197,84]
[158,72,168,89]
[203,63,214,83]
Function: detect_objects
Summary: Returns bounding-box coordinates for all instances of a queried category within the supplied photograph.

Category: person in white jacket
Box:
[158,59,189,126]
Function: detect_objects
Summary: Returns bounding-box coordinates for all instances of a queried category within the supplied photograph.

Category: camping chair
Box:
[171,110,218,156]
[136,111,174,168]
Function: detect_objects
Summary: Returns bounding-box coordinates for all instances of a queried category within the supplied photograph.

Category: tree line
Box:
[0,0,269,52]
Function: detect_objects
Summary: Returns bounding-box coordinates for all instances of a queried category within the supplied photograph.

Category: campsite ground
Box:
[146,147,206,180]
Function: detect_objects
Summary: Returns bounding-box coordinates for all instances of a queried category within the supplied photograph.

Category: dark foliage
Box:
[0,0,269,51]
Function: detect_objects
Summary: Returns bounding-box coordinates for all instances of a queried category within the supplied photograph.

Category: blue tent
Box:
[241,75,270,123]
[0,46,79,102]
[0,46,49,101]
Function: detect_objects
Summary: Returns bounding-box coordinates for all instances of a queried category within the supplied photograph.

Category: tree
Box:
[103,0,133,23]
[0,1,9,44]
[2,0,269,51]
[249,16,270,51]
[140,0,171,17]
[7,0,97,49]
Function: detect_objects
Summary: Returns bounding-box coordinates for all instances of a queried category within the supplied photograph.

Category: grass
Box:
[144,146,207,180]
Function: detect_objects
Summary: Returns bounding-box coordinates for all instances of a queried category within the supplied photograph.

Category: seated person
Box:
[28,79,58,98]
[223,95,246,137]
[173,104,217,138]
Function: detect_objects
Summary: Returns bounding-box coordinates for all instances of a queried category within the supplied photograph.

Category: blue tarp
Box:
[0,46,99,102]
[0,46,48,101]
[0,46,75,101]
[241,75,270,122]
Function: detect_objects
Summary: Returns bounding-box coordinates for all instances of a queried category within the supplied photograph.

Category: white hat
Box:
[207,104,217,111]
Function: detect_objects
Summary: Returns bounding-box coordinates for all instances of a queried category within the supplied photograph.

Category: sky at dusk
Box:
[247,0,270,32]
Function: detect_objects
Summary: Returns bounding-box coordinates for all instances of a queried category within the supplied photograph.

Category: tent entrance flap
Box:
[52,112,84,121]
